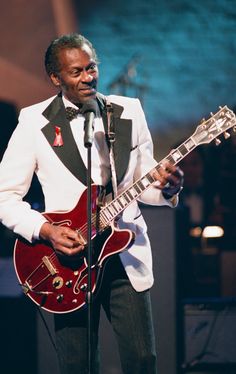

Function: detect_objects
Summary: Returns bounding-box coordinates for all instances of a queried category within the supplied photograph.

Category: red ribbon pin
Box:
[53,126,64,147]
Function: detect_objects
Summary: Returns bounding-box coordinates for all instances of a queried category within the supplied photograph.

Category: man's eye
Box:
[71,71,80,76]
[88,64,97,71]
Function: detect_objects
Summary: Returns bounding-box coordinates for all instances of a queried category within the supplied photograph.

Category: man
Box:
[0,34,183,373]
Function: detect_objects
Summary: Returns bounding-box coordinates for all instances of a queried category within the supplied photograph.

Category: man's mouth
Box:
[79,86,96,95]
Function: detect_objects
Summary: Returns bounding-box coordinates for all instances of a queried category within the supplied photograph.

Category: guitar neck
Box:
[100,135,197,225]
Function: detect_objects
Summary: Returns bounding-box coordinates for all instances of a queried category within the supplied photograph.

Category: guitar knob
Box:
[80,283,87,291]
[66,280,73,288]
[53,280,61,287]
[52,276,63,289]
[215,138,221,146]
[56,294,64,302]
[224,131,230,139]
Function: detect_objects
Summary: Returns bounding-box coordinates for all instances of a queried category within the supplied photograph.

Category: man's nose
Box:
[81,69,93,82]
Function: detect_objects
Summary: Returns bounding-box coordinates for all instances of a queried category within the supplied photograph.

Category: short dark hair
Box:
[44,33,98,76]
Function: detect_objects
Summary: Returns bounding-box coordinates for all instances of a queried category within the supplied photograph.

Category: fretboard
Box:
[99,135,196,226]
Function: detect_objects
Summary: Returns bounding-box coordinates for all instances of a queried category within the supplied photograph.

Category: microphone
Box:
[80,100,97,147]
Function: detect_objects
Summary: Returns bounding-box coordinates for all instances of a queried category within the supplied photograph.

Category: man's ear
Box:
[50,73,61,88]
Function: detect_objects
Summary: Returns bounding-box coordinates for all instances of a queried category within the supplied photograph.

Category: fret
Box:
[184,138,195,151]
[114,200,123,211]
[101,210,110,222]
[123,192,131,203]
[146,173,155,183]
[141,177,150,188]
[178,144,189,157]
[154,163,161,173]
[126,190,133,200]
[133,184,142,194]
[116,198,124,209]
[137,180,145,191]
[129,187,139,198]
[119,195,129,206]
[99,216,107,229]
[98,211,106,224]
[168,149,182,164]
[110,202,119,214]
[166,154,175,164]
[106,206,115,219]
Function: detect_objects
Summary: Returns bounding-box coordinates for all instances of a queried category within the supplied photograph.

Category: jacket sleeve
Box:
[0,109,47,242]
[133,99,178,207]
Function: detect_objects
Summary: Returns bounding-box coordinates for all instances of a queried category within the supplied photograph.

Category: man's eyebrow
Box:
[70,62,97,72]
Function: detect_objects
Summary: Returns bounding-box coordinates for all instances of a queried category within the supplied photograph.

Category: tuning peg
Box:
[210,112,214,116]
[215,138,221,146]
[200,118,205,124]
[224,131,230,139]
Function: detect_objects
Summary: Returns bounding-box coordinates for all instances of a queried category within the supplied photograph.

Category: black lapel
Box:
[97,93,132,186]
[112,103,132,185]
[41,94,88,186]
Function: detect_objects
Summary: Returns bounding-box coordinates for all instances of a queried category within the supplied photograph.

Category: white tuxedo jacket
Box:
[0,93,176,291]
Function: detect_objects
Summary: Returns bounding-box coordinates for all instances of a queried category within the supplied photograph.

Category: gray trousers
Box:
[54,256,157,374]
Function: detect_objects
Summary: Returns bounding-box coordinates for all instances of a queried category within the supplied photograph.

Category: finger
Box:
[56,243,85,256]
[65,245,85,256]
[152,171,167,187]
[61,227,80,241]
[161,162,181,176]
[161,163,183,184]
[155,166,173,187]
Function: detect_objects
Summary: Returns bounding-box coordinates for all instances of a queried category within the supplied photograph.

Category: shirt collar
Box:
[62,94,101,117]
[62,95,79,110]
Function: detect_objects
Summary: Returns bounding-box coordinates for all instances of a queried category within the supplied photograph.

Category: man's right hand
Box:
[39,222,85,256]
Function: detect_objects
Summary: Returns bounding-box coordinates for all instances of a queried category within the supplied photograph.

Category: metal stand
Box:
[86,143,93,374]
[82,102,96,374]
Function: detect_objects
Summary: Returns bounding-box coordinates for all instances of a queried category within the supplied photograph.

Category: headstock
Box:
[192,105,236,146]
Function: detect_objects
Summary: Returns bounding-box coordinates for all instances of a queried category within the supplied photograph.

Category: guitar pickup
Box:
[42,256,57,275]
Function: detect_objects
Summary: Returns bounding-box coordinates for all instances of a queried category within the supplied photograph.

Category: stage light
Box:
[189,226,202,238]
[202,226,224,238]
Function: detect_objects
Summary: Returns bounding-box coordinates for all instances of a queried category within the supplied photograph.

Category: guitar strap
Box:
[105,97,118,199]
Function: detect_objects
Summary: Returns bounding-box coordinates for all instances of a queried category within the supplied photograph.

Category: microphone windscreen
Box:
[80,100,97,114]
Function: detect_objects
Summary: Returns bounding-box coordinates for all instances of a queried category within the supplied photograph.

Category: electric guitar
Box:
[14,105,236,313]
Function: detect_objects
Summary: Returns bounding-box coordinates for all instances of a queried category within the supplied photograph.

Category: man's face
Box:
[51,44,98,104]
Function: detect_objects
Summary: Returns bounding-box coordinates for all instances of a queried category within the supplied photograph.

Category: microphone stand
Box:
[84,114,95,374]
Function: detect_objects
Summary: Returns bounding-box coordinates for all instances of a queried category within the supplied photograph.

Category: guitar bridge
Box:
[42,256,57,275]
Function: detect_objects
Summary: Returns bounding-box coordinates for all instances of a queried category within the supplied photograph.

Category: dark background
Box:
[0,1,235,373]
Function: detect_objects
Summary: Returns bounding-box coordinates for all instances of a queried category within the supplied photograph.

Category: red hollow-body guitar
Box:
[14,106,236,313]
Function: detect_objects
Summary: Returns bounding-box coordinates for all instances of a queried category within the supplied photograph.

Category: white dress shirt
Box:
[63,96,111,187]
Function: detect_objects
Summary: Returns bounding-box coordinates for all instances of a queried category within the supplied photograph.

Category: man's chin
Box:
[79,90,97,102]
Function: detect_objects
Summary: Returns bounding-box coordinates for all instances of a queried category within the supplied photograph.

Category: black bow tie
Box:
[65,107,81,121]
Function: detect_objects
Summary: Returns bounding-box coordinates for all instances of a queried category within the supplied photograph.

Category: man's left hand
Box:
[152,161,184,199]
